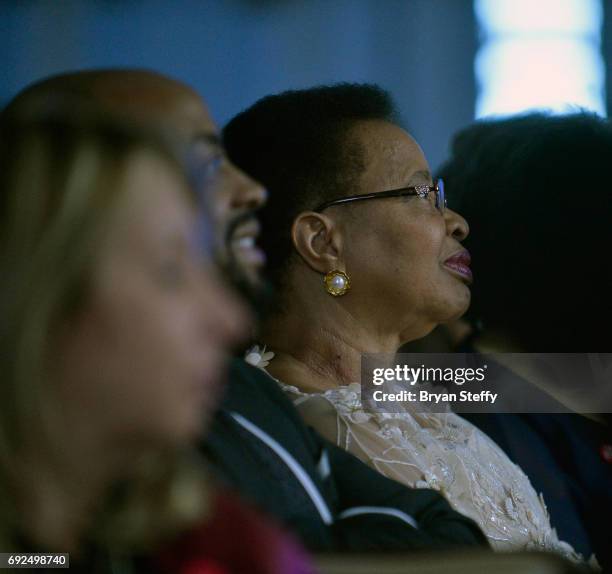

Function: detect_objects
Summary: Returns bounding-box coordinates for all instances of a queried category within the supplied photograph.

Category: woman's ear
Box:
[291,211,343,274]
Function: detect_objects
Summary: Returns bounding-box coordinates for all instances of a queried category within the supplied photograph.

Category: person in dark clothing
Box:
[437,112,612,570]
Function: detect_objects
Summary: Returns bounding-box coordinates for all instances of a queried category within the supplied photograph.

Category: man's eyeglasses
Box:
[314,178,446,215]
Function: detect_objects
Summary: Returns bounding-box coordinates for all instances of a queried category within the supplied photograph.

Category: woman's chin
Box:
[400,323,439,345]
[446,284,471,318]
[425,291,472,336]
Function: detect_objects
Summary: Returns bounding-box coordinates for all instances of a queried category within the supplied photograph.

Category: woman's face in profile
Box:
[55,149,247,446]
[339,120,471,340]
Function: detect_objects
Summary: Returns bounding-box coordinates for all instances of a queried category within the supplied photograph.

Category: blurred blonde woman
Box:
[0,107,313,573]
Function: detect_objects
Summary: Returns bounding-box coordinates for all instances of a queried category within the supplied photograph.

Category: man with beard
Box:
[2,70,487,553]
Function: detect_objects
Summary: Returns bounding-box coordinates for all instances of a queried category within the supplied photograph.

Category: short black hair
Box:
[223,83,398,290]
[438,112,612,351]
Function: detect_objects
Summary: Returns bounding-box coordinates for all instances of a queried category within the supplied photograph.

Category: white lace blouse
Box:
[243,344,585,562]
[284,381,587,560]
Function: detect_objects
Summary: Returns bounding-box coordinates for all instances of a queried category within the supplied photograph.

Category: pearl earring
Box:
[324,269,351,296]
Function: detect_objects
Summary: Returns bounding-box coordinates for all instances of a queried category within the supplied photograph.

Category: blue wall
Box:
[1,0,477,170]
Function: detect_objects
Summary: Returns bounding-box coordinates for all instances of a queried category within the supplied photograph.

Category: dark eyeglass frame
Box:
[314,178,446,214]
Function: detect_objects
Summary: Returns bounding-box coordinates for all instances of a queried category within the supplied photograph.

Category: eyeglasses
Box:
[314,178,446,215]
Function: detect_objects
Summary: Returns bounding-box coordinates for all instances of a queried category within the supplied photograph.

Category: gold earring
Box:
[324,269,351,296]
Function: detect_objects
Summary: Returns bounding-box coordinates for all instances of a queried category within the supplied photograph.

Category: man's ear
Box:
[291,212,343,274]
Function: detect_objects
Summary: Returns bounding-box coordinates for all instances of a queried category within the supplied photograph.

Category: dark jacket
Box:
[202,359,488,552]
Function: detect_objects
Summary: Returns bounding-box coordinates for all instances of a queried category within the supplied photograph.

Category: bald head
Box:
[3,68,267,288]
[3,69,216,146]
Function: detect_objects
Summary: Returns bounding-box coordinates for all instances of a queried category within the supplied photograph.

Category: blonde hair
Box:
[0,109,208,552]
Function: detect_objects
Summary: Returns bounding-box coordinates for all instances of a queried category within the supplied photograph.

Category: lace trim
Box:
[244,347,589,564]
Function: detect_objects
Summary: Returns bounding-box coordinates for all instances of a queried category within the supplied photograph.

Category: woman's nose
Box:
[444,208,469,242]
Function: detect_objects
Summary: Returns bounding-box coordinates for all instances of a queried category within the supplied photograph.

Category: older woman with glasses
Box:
[223,83,580,560]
